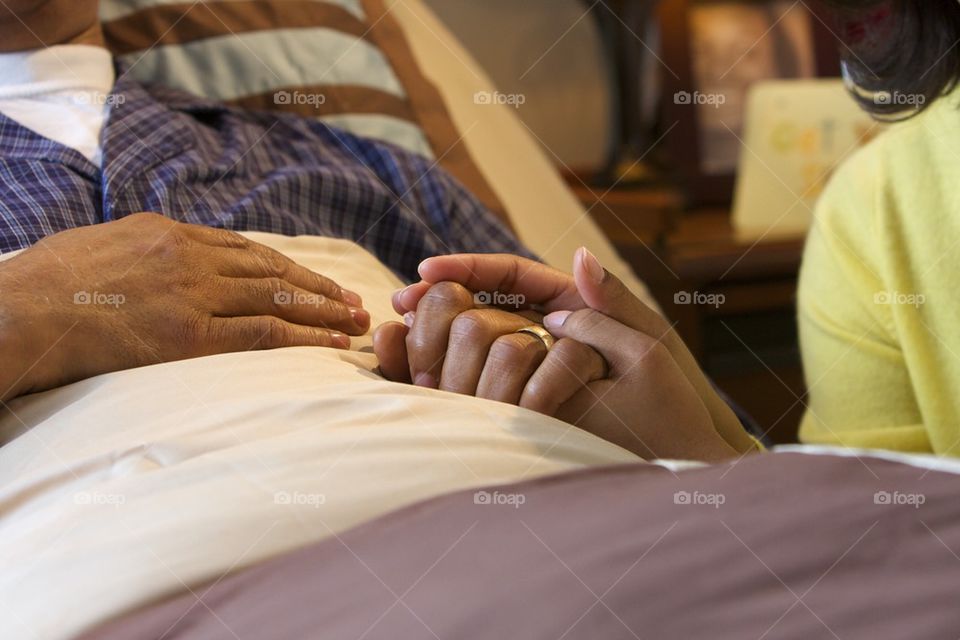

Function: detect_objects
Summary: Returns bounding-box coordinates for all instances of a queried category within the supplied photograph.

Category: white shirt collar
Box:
[0,44,114,99]
[0,45,115,165]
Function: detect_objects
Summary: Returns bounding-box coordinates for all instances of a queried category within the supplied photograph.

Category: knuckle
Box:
[175,312,209,351]
[317,299,348,325]
[553,338,603,374]
[551,337,587,362]
[631,339,667,369]
[422,281,471,308]
[264,277,286,296]
[405,328,440,359]
[217,228,249,248]
[256,316,289,347]
[314,275,340,298]
[152,225,190,256]
[448,309,492,343]
[172,267,202,294]
[520,379,554,413]
[490,333,541,364]
[268,252,290,277]
[126,211,164,225]
[255,249,288,277]
[570,309,607,334]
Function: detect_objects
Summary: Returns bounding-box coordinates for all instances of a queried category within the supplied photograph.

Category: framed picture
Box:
[658,0,841,207]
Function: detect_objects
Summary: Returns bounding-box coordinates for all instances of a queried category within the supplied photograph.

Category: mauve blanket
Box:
[80,452,960,639]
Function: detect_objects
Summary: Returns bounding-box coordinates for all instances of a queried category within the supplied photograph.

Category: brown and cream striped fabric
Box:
[99,0,510,226]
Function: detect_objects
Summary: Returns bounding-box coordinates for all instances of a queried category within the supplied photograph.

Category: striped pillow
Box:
[99,0,509,226]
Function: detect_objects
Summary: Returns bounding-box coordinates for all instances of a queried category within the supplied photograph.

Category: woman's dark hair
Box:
[822,0,960,119]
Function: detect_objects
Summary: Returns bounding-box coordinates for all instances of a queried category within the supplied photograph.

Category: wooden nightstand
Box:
[572,184,808,444]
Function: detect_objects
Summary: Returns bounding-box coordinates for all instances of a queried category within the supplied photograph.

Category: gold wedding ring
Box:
[515,325,556,351]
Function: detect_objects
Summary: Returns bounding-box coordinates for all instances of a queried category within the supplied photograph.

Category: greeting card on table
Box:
[732,79,882,240]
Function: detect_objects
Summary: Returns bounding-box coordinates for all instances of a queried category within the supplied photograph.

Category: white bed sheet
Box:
[0,233,641,640]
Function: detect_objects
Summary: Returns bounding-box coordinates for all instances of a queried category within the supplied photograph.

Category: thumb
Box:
[572,247,669,338]
[416,254,584,312]
[543,308,654,374]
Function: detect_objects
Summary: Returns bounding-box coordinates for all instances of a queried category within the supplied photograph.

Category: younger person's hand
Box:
[537,287,740,462]
[388,249,758,460]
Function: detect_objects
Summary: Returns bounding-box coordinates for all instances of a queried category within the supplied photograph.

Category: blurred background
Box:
[422,0,875,444]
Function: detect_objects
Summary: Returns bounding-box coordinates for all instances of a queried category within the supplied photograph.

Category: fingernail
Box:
[330,332,350,348]
[342,289,363,307]
[350,307,370,325]
[417,259,431,278]
[543,310,573,331]
[403,311,415,327]
[578,247,605,284]
[414,372,437,389]
[395,284,417,307]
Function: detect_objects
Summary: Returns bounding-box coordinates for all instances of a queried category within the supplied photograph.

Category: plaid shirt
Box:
[0,68,531,282]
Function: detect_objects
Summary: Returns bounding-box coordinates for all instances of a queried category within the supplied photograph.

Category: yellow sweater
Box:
[798,91,960,455]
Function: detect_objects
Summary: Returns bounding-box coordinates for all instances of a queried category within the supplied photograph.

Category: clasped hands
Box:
[373,249,757,462]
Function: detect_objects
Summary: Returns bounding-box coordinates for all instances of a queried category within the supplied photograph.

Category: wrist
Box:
[688,433,743,463]
[0,267,64,402]
[713,407,762,455]
[0,295,32,402]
